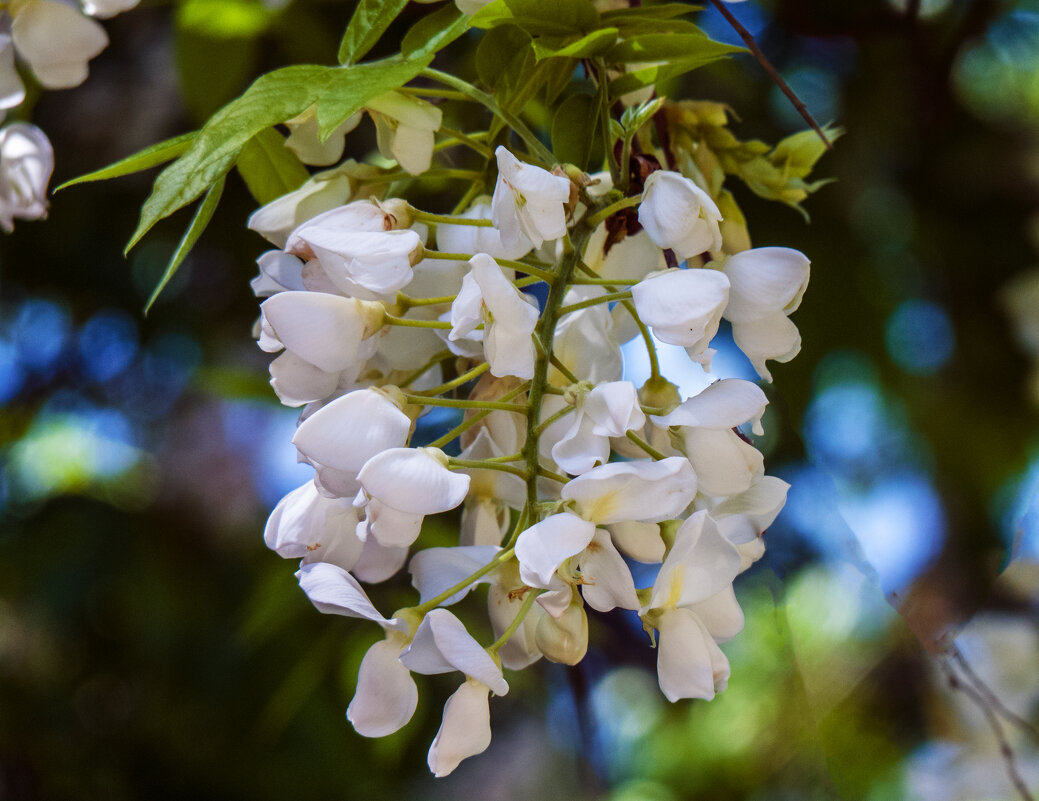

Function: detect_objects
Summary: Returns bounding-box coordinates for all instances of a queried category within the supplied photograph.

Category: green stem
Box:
[398,293,458,308]
[594,58,622,188]
[448,458,528,479]
[489,588,544,654]
[557,290,632,317]
[403,394,528,413]
[421,68,556,166]
[413,547,516,614]
[414,361,490,397]
[538,467,570,484]
[436,126,494,158]
[384,314,453,330]
[584,193,642,227]
[399,86,469,102]
[452,181,485,215]
[502,505,529,550]
[625,430,667,460]
[411,208,493,228]
[535,404,576,435]
[576,261,660,378]
[426,382,530,449]
[397,350,452,388]
[368,168,484,185]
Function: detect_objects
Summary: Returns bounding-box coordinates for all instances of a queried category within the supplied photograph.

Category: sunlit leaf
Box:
[402,4,468,59]
[468,0,598,35]
[337,0,409,65]
[606,31,743,64]
[55,132,195,192]
[532,28,619,60]
[236,127,309,206]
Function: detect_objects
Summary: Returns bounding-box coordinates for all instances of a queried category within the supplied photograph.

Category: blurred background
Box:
[1,0,1038,798]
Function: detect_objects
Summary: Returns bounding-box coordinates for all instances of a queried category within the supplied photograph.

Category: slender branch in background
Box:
[950,647,1039,746]
[942,659,1037,801]
[708,0,832,150]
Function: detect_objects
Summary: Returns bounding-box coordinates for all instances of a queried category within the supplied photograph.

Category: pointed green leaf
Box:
[552,93,599,170]
[145,175,225,315]
[55,132,196,192]
[337,0,410,66]
[600,4,702,21]
[402,5,468,59]
[532,28,619,60]
[476,25,532,90]
[128,64,331,253]
[606,31,744,63]
[236,127,310,206]
[468,0,598,35]
[608,51,741,97]
[769,125,843,179]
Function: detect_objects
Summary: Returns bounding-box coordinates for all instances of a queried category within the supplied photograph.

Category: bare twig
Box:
[951,646,1039,747]
[708,0,833,150]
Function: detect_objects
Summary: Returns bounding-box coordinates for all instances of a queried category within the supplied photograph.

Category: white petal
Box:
[247,173,355,248]
[491,146,570,248]
[284,200,395,255]
[293,388,410,482]
[0,36,26,110]
[681,427,763,498]
[347,638,418,737]
[631,269,729,358]
[295,562,403,630]
[361,499,426,548]
[352,536,409,583]
[12,0,107,89]
[284,107,360,166]
[561,457,697,524]
[259,291,370,373]
[437,201,532,261]
[448,271,484,340]
[265,481,363,571]
[608,520,665,563]
[409,545,501,606]
[534,601,588,664]
[656,607,729,702]
[251,250,305,297]
[638,171,723,260]
[470,253,539,379]
[583,381,646,437]
[358,447,470,515]
[427,680,492,777]
[269,351,339,406]
[658,378,768,435]
[306,229,420,297]
[487,579,543,670]
[578,529,639,612]
[731,312,802,382]
[82,0,139,18]
[400,609,509,695]
[552,411,609,476]
[583,225,666,284]
[650,511,741,609]
[552,287,624,383]
[723,246,810,323]
[514,513,596,588]
[711,475,790,539]
[690,585,745,642]
[0,122,52,231]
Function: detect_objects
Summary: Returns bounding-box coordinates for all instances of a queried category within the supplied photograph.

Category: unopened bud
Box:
[535,600,588,665]
[378,198,413,230]
[639,375,680,413]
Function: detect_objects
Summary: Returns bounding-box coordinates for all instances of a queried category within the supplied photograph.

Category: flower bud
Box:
[535,598,588,665]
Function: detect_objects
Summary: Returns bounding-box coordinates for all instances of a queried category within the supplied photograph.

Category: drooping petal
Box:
[655,607,730,702]
[268,351,339,407]
[487,575,543,670]
[352,535,409,583]
[561,457,697,524]
[608,520,666,563]
[657,378,768,435]
[470,253,539,379]
[578,529,639,612]
[553,286,624,383]
[631,269,729,362]
[0,122,52,232]
[638,170,723,260]
[0,36,26,110]
[409,545,501,607]
[731,312,802,382]
[722,246,810,323]
[711,475,790,542]
[691,585,745,642]
[427,680,492,777]
[534,600,588,665]
[296,562,404,630]
[515,513,596,589]
[264,481,363,571]
[247,172,356,248]
[347,638,418,737]
[306,228,421,298]
[283,199,396,255]
[367,91,442,176]
[358,447,471,516]
[583,381,646,437]
[284,106,361,166]
[358,498,426,548]
[12,0,107,89]
[251,251,306,297]
[400,609,509,695]
[552,410,608,476]
[680,427,764,498]
[650,511,741,610]
[491,147,570,248]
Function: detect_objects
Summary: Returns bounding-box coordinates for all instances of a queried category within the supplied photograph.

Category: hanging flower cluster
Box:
[254,135,810,775]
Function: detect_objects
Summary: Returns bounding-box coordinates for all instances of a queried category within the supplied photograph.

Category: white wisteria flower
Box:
[641,511,744,701]
[258,291,385,406]
[264,480,363,571]
[355,447,471,547]
[0,122,53,232]
[437,200,533,261]
[638,170,723,260]
[292,388,412,498]
[491,146,571,249]
[450,253,539,379]
[367,91,443,176]
[8,0,107,90]
[721,247,811,381]
[631,268,730,367]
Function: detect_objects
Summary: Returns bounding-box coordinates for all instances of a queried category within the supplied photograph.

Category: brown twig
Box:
[708,0,833,150]
[951,647,1039,747]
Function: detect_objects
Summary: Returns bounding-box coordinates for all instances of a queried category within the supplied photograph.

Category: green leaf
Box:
[532,28,620,60]
[337,0,410,65]
[608,51,741,97]
[129,56,430,253]
[600,4,702,21]
[769,126,843,179]
[552,93,599,170]
[468,0,598,36]
[606,31,743,63]
[402,5,468,59]
[476,25,532,90]
[175,27,259,121]
[144,176,225,315]
[236,128,309,206]
[55,132,196,192]
[314,55,434,138]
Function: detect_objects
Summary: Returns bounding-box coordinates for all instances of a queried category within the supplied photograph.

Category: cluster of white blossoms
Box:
[254,142,810,776]
[0,0,138,230]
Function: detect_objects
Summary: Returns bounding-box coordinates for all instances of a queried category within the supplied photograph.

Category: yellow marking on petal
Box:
[664,564,684,610]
